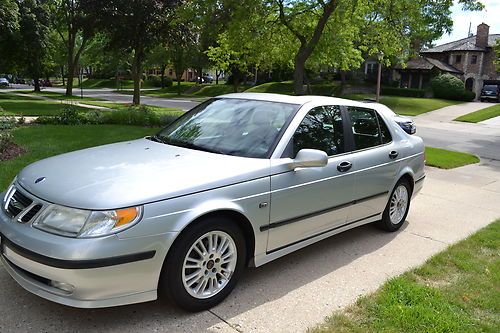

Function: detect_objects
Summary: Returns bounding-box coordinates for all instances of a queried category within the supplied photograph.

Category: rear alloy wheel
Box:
[159,217,246,311]
[377,179,411,232]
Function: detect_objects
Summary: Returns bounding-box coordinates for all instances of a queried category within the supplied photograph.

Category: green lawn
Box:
[78,78,159,89]
[344,94,462,116]
[455,104,500,123]
[0,125,158,190]
[245,81,341,96]
[0,92,89,116]
[425,147,480,169]
[127,82,246,99]
[311,220,500,333]
[79,101,183,116]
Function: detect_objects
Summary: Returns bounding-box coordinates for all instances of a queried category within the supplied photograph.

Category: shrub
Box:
[381,87,426,98]
[0,106,17,157]
[36,106,182,127]
[430,74,475,101]
[147,75,173,88]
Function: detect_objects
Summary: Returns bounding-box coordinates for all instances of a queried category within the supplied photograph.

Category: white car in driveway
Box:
[0,93,425,311]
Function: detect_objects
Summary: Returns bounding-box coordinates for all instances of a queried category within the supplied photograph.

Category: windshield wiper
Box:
[153,136,226,155]
[148,135,166,143]
[175,141,227,155]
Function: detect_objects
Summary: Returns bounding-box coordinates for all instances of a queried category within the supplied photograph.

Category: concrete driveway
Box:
[1,161,499,333]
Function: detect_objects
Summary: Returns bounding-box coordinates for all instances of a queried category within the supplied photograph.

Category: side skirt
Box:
[251,213,382,267]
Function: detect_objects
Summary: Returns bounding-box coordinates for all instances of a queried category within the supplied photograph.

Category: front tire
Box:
[159,216,246,312]
[376,179,411,232]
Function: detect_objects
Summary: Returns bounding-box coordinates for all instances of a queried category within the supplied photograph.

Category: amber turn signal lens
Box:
[115,207,139,227]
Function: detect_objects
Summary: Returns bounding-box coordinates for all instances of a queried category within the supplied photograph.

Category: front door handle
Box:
[337,161,352,172]
[389,151,399,159]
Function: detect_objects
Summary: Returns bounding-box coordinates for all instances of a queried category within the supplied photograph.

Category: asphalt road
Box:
[417,124,500,160]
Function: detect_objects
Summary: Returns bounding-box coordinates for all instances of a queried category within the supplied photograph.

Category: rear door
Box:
[345,106,401,222]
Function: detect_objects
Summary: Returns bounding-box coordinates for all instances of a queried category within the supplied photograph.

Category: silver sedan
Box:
[0,93,425,311]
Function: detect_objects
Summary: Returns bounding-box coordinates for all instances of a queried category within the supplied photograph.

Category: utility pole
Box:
[376,53,383,102]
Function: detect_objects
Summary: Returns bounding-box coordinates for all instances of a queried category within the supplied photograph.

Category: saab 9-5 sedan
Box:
[0,93,425,311]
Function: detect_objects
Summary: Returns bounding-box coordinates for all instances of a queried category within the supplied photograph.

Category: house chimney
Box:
[476,23,489,48]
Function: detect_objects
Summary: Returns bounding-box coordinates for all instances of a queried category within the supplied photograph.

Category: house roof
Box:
[396,57,462,74]
[421,34,500,53]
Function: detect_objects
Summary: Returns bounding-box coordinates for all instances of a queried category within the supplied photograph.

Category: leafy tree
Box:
[0,0,20,73]
[84,0,177,105]
[211,0,483,95]
[145,45,169,89]
[15,0,51,92]
[50,0,95,96]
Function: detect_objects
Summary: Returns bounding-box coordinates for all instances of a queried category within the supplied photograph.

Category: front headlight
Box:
[33,204,142,238]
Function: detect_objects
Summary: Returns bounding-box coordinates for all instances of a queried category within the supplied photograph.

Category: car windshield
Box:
[153,98,299,158]
[483,85,497,91]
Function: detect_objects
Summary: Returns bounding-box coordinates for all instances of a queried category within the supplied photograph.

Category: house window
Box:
[471,55,477,64]
[168,69,173,76]
[455,55,462,64]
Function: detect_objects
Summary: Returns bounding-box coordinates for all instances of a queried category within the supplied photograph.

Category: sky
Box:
[435,0,500,45]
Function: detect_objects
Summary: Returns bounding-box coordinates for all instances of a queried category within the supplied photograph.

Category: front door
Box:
[267,106,356,252]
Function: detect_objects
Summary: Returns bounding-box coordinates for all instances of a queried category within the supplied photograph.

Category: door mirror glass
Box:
[291,149,328,169]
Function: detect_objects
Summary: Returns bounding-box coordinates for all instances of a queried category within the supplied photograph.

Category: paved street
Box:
[414,102,500,160]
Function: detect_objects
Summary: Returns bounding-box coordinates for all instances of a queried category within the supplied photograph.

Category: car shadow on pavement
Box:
[0,222,406,333]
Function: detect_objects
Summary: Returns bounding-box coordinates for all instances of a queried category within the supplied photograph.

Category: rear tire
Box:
[159,216,246,312]
[376,179,411,232]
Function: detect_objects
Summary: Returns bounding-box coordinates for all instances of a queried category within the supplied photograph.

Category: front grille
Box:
[3,187,43,223]
[20,204,43,222]
[6,190,33,217]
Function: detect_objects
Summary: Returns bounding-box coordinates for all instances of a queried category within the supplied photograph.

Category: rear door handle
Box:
[389,150,399,159]
[337,161,352,172]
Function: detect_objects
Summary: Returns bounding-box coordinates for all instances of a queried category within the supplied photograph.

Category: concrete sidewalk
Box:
[1,161,499,333]
[416,102,492,123]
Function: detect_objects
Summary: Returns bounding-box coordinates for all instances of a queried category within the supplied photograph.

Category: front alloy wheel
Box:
[159,217,246,311]
[182,231,237,299]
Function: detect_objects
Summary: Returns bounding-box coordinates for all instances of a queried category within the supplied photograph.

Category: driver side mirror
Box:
[290,149,328,169]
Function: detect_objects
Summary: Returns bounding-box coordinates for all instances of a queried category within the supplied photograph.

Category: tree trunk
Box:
[66,61,75,95]
[65,36,75,96]
[33,78,41,92]
[61,66,65,86]
[131,52,142,105]
[198,67,203,83]
[293,51,307,95]
[215,69,219,85]
[160,64,166,89]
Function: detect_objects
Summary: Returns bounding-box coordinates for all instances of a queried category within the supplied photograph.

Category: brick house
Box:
[396,23,499,98]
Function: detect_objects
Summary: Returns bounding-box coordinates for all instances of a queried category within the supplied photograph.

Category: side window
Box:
[376,113,392,144]
[289,105,345,157]
[347,107,381,150]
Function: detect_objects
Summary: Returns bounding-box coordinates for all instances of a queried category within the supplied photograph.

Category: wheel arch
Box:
[163,206,256,268]
[394,168,415,195]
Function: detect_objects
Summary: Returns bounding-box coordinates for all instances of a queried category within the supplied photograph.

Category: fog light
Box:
[49,280,75,293]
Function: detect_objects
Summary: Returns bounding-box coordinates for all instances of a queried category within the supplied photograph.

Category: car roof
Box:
[219,93,397,117]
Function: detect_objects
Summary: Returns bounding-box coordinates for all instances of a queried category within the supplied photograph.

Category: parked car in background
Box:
[0,93,425,311]
[480,84,499,102]
[0,78,10,88]
[201,74,214,84]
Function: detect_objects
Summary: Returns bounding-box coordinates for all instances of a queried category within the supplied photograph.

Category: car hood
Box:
[17,138,271,210]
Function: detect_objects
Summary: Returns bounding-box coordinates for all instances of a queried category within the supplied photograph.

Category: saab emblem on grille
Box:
[35,177,46,184]
[10,197,24,210]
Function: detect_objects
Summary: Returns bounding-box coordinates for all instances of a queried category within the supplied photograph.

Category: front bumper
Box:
[0,193,177,308]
